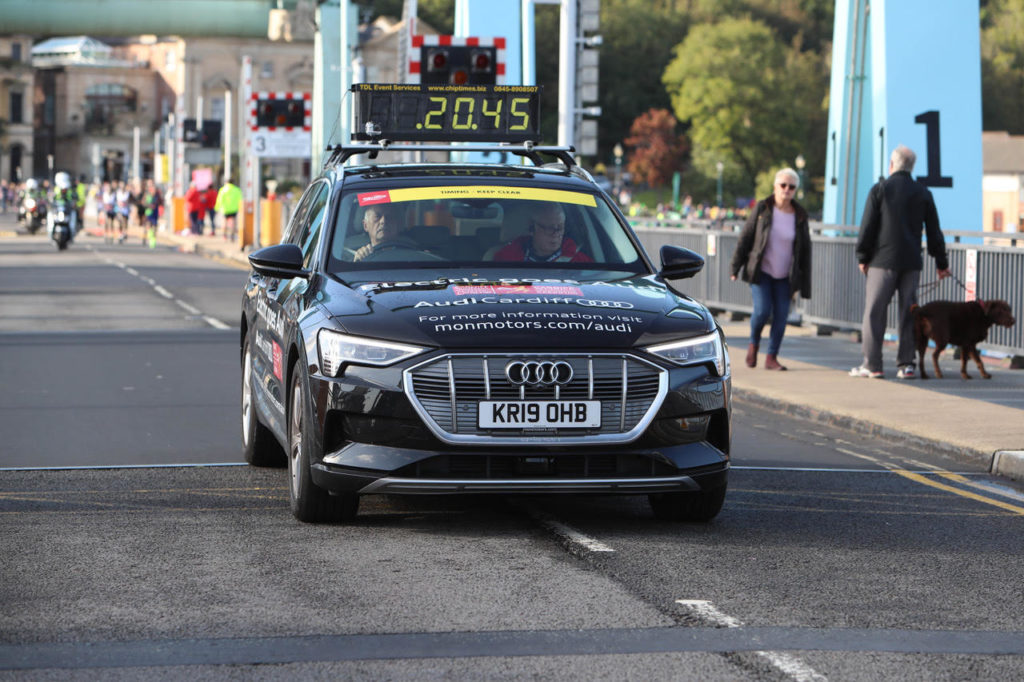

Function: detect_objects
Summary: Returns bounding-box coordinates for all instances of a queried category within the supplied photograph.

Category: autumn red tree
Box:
[623,108,689,188]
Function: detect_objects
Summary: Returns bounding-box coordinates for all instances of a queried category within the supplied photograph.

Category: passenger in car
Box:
[493,202,592,263]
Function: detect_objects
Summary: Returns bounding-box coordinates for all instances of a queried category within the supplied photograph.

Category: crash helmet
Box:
[25,178,39,190]
[55,172,72,190]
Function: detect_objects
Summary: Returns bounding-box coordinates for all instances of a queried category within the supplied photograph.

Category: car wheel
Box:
[648,485,726,522]
[241,333,285,467]
[288,360,359,523]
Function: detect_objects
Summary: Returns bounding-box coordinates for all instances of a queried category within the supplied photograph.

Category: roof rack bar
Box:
[323,142,577,170]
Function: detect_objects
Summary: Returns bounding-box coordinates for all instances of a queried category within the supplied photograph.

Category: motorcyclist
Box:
[51,172,79,240]
[18,176,47,229]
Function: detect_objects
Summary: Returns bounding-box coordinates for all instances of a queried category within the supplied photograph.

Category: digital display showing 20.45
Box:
[351,84,541,143]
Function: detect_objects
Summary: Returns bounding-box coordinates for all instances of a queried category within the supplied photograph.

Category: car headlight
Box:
[645,331,728,377]
[317,329,424,376]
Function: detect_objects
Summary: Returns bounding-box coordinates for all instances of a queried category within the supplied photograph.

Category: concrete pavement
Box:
[81,220,1024,482]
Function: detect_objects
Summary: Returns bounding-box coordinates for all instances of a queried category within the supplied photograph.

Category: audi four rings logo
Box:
[505,360,574,386]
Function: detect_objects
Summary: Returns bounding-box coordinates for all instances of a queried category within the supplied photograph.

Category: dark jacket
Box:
[856,170,948,272]
[730,195,812,299]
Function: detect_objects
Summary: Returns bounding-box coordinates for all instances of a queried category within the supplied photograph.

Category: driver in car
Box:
[352,204,415,261]
[493,202,592,263]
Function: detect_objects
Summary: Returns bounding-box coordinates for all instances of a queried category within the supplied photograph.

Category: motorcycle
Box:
[20,194,47,234]
[48,198,77,251]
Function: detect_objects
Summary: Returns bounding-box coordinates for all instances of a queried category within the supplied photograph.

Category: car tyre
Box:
[288,360,359,523]
[242,333,285,467]
[648,485,726,522]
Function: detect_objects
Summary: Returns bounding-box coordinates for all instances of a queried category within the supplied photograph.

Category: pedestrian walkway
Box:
[75,217,1024,482]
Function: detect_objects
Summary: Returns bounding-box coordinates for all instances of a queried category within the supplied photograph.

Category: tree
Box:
[595,0,692,161]
[981,0,1024,133]
[623,109,688,187]
[662,17,822,194]
[358,0,455,33]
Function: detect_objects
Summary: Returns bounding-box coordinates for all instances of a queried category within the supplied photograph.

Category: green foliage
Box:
[981,0,1024,134]
[358,0,454,33]
[594,0,691,161]
[662,17,825,201]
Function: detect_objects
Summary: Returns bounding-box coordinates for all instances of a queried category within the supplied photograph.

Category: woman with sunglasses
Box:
[730,168,812,370]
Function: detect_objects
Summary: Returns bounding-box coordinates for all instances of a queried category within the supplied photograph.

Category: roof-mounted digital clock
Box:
[351,83,542,143]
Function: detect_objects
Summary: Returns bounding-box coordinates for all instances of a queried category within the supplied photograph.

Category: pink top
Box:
[761,208,795,279]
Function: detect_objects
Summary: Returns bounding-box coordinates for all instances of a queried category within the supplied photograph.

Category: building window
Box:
[11,42,22,62]
[9,92,23,124]
[85,83,138,128]
[261,61,274,79]
[44,93,55,126]
[992,210,1004,232]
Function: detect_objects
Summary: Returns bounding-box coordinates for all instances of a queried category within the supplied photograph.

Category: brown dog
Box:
[911,300,1016,379]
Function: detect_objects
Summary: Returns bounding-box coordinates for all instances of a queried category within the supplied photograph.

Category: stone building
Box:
[30,34,314,186]
[0,34,35,182]
[982,131,1024,235]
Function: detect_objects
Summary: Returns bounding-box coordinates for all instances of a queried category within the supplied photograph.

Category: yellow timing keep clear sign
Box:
[383,186,597,206]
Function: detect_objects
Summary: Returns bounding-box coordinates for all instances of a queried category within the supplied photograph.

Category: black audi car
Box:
[241,85,731,523]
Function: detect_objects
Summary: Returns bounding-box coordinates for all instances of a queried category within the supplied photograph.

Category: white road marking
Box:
[676,600,827,682]
[175,299,201,315]
[529,511,614,553]
[87,244,230,331]
[203,316,230,330]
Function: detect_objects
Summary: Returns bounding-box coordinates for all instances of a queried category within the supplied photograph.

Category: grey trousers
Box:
[861,268,919,372]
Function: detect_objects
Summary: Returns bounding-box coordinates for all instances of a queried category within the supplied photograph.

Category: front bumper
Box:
[306,354,731,497]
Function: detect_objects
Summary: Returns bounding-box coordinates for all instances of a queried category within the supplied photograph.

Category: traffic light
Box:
[182,119,223,147]
[420,45,497,86]
[199,120,222,148]
[255,99,306,128]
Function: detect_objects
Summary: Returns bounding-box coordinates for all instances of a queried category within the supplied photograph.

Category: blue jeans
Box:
[749,273,791,355]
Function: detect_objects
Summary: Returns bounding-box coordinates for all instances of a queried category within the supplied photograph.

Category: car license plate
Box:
[479,401,601,428]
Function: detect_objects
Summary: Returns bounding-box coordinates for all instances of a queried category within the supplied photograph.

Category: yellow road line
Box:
[835,445,1024,515]
[891,469,1024,515]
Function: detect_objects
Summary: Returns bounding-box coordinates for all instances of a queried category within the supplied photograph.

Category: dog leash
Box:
[919,271,983,305]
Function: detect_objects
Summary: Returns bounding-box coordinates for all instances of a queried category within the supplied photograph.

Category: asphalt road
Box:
[2,222,1023,679]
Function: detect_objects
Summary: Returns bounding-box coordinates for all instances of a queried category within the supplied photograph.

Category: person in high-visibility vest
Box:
[214,178,242,242]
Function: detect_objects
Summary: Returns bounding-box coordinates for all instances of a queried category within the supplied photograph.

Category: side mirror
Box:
[248,243,310,280]
[658,245,704,280]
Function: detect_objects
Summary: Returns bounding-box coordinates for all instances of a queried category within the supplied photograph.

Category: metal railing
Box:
[631,218,1024,357]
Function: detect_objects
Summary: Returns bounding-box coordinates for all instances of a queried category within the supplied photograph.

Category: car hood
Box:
[318,274,713,350]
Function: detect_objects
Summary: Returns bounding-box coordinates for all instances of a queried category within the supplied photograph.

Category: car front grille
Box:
[404,353,667,445]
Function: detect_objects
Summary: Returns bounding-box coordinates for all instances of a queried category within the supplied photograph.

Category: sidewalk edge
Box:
[992,451,1024,482]
[732,386,994,469]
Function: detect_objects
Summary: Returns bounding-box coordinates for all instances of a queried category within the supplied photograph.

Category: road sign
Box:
[248,91,312,159]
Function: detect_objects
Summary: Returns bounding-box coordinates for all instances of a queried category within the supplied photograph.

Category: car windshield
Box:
[327,185,645,273]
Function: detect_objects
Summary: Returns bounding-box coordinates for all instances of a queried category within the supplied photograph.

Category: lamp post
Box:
[613,143,623,194]
[795,154,806,201]
[715,161,724,210]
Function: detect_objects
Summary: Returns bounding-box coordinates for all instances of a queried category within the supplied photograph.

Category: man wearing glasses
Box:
[353,204,412,261]
[494,202,592,263]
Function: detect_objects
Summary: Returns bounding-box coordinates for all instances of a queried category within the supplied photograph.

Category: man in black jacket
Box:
[851,145,950,379]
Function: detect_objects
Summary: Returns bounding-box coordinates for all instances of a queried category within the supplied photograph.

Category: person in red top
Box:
[493,202,592,263]
[184,182,205,235]
[204,185,219,235]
